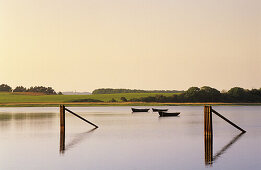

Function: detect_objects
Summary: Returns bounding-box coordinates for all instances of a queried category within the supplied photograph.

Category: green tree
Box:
[13,86,27,92]
[0,84,12,92]
[227,87,247,102]
[199,86,221,102]
[27,86,57,95]
[246,89,261,102]
[184,87,200,102]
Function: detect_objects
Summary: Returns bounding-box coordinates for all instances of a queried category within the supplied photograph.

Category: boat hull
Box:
[158,111,180,117]
[152,108,168,112]
[131,108,150,112]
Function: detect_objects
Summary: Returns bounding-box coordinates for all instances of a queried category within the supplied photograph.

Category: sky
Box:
[0,0,260,92]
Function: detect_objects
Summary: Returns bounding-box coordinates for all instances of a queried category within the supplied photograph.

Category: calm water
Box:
[0,106,260,170]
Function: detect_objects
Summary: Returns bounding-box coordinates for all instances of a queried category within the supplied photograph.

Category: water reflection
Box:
[0,113,55,130]
[0,114,12,121]
[60,127,65,154]
[204,135,213,165]
[204,132,245,166]
[0,113,55,121]
[60,127,97,154]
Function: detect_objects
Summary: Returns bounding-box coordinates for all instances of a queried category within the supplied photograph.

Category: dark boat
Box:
[152,108,168,112]
[158,111,180,117]
[131,108,150,112]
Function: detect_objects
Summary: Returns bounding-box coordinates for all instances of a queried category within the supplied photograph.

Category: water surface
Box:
[0,106,260,170]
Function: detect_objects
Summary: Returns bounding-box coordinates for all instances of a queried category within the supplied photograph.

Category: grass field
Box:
[0,92,176,103]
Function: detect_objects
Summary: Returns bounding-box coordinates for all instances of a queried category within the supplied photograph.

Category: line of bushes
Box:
[0,84,60,95]
[127,86,261,103]
[88,86,261,103]
[92,88,184,94]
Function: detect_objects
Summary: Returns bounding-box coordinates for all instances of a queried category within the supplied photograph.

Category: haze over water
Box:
[0,106,260,170]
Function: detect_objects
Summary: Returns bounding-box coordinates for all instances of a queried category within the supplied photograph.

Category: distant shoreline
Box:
[1,102,261,107]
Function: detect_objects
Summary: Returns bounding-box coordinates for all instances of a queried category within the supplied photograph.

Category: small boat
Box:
[131,108,150,112]
[158,111,180,117]
[152,108,168,112]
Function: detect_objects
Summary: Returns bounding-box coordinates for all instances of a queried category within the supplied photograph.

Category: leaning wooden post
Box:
[64,107,98,128]
[212,109,246,133]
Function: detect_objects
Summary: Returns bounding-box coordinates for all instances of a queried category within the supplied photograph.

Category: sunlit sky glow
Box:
[0,0,260,92]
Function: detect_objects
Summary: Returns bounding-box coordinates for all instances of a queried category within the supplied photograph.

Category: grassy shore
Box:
[0,92,260,107]
[0,92,174,107]
[0,92,177,102]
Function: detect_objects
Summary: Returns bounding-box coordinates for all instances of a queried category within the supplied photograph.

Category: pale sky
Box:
[0,0,260,92]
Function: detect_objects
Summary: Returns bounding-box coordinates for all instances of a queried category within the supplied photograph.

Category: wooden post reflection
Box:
[204,133,213,165]
[60,105,65,154]
[213,132,244,160]
[60,125,65,154]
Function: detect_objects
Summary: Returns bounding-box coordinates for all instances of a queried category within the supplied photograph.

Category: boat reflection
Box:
[60,127,97,154]
[204,132,245,166]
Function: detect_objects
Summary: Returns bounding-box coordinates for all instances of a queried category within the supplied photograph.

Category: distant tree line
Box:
[127,86,261,103]
[92,88,184,94]
[0,84,61,95]
[0,84,12,92]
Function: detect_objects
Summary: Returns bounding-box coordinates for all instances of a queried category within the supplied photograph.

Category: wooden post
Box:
[60,105,65,154]
[59,105,98,154]
[204,106,213,136]
[203,105,245,165]
[60,105,65,129]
